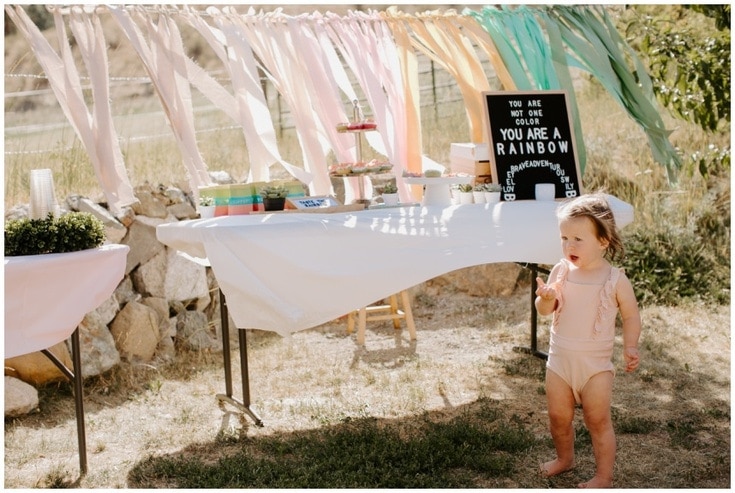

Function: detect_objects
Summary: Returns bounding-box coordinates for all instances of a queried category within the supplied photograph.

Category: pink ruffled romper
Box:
[546,258,623,404]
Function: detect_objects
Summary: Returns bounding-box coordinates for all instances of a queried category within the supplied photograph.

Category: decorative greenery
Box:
[199,195,214,207]
[5,212,106,256]
[457,183,473,193]
[382,182,398,194]
[260,184,289,199]
[484,183,502,192]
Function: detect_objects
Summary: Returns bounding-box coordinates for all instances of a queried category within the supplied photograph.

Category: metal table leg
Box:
[215,289,264,427]
[513,263,549,360]
[41,328,87,475]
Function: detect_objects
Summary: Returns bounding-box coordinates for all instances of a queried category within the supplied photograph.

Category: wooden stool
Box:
[346,290,416,345]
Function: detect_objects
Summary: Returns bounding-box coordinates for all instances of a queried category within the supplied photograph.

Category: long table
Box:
[4,244,129,475]
[156,197,634,423]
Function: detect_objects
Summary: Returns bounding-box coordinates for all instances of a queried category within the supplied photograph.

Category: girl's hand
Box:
[535,277,557,301]
[624,347,640,372]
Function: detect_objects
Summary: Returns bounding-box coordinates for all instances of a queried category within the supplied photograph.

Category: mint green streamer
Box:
[466,6,532,90]
[547,6,681,181]
[467,5,681,181]
[466,5,587,174]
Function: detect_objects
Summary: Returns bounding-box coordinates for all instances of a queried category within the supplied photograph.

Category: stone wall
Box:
[4,175,524,416]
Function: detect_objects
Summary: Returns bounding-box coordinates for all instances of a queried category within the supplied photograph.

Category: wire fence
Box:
[4,52,499,156]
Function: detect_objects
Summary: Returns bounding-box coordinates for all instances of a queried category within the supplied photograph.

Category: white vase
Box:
[382,193,399,206]
[472,191,486,204]
[459,192,474,205]
[485,191,501,204]
[198,205,216,219]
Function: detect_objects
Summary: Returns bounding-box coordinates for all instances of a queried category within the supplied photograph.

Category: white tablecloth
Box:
[4,244,129,359]
[156,197,633,336]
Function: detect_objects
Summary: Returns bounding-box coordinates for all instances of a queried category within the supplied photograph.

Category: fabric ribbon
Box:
[548,6,681,180]
[182,7,310,185]
[109,6,211,196]
[5,5,137,214]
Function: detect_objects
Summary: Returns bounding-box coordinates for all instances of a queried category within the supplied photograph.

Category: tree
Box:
[619,5,730,133]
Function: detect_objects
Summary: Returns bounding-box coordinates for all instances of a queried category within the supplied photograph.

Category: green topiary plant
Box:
[382,182,398,194]
[5,212,106,256]
[260,184,289,199]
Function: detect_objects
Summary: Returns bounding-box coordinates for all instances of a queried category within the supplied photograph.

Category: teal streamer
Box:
[548,6,681,181]
[466,5,587,174]
[539,9,587,175]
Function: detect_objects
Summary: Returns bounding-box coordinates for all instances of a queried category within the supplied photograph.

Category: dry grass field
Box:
[3,288,730,488]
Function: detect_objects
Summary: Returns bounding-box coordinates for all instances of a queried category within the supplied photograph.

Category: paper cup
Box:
[29,169,59,219]
[534,183,556,201]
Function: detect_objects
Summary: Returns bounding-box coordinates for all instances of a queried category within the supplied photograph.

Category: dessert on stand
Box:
[331,100,390,205]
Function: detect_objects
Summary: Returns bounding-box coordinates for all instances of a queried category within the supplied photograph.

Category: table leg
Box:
[41,328,87,475]
[215,289,264,427]
[513,263,549,360]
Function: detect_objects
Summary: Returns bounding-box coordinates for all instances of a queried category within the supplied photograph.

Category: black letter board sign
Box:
[483,90,583,201]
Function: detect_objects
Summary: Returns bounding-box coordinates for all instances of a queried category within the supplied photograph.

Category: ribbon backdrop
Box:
[6,4,681,203]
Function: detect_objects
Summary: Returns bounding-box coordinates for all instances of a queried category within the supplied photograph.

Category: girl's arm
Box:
[617,273,642,372]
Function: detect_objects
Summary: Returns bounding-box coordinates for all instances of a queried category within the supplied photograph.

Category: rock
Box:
[142,296,170,324]
[4,342,72,386]
[166,201,197,220]
[93,294,121,326]
[176,310,221,351]
[116,205,136,228]
[132,248,167,297]
[77,312,121,377]
[131,188,168,218]
[114,275,140,306]
[4,203,30,221]
[109,301,161,362]
[76,197,127,244]
[208,170,234,184]
[121,215,167,274]
[166,186,186,203]
[4,377,39,417]
[164,247,209,301]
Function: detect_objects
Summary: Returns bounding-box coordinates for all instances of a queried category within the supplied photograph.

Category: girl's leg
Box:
[542,369,576,477]
[579,371,615,488]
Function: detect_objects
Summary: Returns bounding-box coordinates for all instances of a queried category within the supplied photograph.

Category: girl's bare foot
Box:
[578,475,612,488]
[539,458,574,478]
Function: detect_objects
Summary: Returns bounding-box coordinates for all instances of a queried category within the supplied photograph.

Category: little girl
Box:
[535,193,641,488]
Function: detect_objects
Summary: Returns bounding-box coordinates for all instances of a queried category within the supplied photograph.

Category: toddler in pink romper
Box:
[546,258,624,404]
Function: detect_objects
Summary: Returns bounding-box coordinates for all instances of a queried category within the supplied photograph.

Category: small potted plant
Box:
[457,183,474,205]
[381,182,399,205]
[484,183,502,203]
[473,183,486,204]
[198,195,216,218]
[260,184,289,211]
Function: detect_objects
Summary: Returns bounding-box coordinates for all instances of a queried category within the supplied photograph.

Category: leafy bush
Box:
[620,5,730,133]
[621,220,729,306]
[5,212,106,256]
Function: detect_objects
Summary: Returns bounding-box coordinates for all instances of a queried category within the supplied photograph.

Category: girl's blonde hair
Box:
[557,193,624,261]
